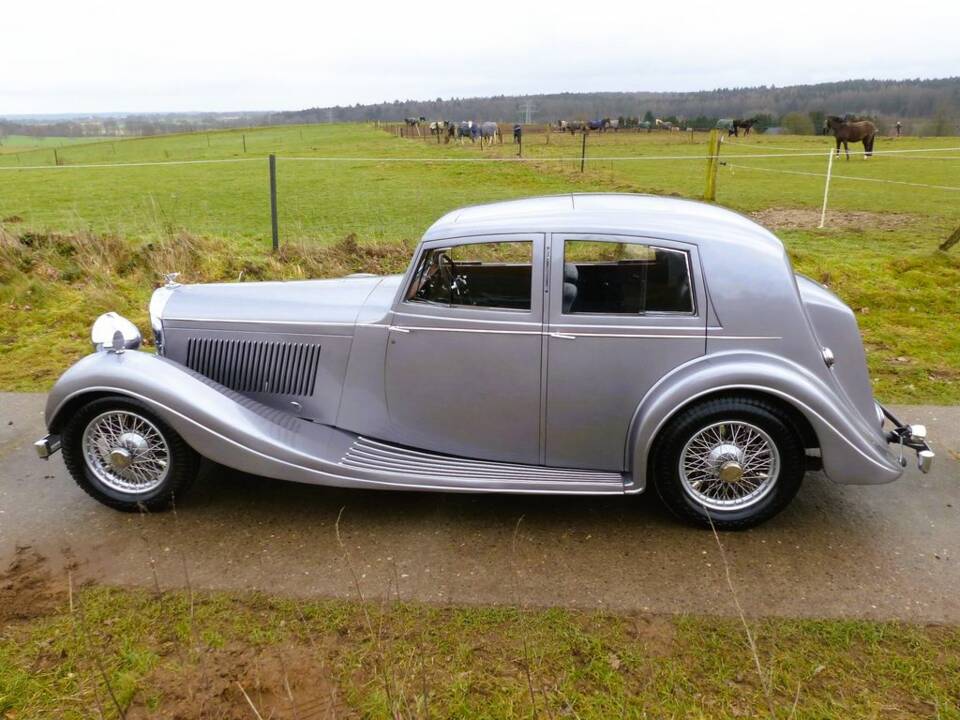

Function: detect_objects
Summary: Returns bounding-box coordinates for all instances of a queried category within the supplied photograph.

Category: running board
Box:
[339,436,627,493]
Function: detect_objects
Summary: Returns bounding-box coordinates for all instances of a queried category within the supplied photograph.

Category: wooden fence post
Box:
[242,134,247,153]
[269,154,279,252]
[940,225,960,252]
[704,129,721,201]
[580,132,587,173]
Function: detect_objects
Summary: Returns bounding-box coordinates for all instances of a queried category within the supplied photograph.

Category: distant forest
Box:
[274,78,960,135]
[3,77,958,138]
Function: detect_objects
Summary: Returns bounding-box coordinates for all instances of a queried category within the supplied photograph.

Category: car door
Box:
[383,234,544,464]
[545,234,706,471]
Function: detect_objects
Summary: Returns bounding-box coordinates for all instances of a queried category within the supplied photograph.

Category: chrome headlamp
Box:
[148,287,175,354]
[91,312,141,351]
[149,275,180,354]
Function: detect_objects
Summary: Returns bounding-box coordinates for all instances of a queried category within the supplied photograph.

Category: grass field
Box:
[0,134,112,154]
[0,123,958,401]
[2,582,959,719]
[2,124,959,719]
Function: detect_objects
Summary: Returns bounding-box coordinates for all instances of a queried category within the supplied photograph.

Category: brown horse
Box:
[730,118,756,137]
[825,116,877,159]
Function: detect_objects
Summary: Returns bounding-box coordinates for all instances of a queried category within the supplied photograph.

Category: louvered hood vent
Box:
[185,337,321,397]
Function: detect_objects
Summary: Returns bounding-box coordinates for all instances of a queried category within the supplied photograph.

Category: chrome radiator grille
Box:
[185,337,321,396]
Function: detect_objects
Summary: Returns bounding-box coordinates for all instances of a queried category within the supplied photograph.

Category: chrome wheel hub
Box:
[679,421,780,511]
[82,411,170,494]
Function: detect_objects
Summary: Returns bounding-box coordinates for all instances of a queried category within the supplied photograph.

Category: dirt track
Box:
[1,392,958,622]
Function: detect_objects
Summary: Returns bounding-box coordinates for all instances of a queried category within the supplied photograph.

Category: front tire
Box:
[61,396,200,512]
[651,396,806,530]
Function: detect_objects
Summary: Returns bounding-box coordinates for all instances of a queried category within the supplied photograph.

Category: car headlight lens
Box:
[91,312,141,351]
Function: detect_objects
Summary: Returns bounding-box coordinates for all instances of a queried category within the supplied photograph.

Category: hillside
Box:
[274,77,960,133]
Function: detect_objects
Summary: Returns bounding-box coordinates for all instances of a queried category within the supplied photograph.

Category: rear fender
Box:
[627,352,902,491]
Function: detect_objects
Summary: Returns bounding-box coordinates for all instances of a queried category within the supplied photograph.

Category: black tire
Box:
[651,396,806,530]
[61,395,200,512]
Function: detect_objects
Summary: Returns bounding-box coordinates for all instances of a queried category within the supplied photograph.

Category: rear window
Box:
[562,240,693,314]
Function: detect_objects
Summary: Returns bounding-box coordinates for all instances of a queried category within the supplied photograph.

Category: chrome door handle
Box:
[550,332,576,340]
[388,326,412,334]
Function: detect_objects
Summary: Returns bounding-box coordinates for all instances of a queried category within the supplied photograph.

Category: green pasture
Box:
[0,123,958,400]
[0,134,112,154]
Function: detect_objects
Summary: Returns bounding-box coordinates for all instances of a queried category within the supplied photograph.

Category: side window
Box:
[562,240,693,314]
[405,241,533,311]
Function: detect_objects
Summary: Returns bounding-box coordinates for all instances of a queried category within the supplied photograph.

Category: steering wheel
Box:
[436,252,456,287]
[437,253,472,303]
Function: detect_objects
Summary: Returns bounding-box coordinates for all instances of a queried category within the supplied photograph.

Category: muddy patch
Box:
[628,614,676,657]
[750,207,918,231]
[126,643,352,720]
[0,546,64,622]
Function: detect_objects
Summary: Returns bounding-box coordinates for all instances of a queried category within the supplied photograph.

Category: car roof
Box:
[422,193,783,253]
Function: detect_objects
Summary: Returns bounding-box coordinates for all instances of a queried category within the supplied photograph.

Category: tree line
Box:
[2,77,957,139]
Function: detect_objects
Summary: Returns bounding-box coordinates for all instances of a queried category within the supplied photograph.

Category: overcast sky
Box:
[5,0,959,115]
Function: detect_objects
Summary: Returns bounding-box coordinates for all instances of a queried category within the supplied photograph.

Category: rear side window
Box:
[405,241,533,310]
[562,240,693,314]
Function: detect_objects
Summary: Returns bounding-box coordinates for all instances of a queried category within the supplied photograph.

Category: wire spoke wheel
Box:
[81,410,170,494]
[678,420,780,512]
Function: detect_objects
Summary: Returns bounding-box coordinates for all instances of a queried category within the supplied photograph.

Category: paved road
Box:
[1,393,958,622]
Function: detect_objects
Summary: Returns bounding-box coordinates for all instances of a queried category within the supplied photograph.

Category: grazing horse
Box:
[566,120,587,134]
[825,116,877,159]
[728,118,756,137]
[446,122,457,142]
[588,118,611,132]
[513,124,522,143]
[455,121,477,143]
[404,116,425,127]
[429,120,446,136]
[655,118,673,131]
[557,120,568,132]
[480,122,501,145]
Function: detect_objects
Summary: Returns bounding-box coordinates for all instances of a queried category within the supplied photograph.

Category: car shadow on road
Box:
[181,460,874,537]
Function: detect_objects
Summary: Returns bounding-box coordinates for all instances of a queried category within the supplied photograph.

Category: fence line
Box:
[0,157,263,171]
[726,162,960,192]
[2,144,959,172]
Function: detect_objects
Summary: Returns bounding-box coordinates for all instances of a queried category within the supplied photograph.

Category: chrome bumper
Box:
[879,405,934,474]
[34,434,61,460]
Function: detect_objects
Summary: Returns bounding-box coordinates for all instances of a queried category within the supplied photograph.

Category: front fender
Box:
[45,350,359,485]
[627,351,902,492]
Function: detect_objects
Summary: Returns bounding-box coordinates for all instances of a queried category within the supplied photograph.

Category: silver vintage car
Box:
[36,194,933,529]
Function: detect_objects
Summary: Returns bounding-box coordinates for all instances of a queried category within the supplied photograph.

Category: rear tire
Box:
[651,396,806,530]
[61,395,199,512]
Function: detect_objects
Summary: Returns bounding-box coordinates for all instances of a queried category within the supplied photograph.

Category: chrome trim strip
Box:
[391,325,542,336]
[706,335,782,340]
[393,310,539,326]
[164,318,360,327]
[391,325,777,340]
[167,315,776,340]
